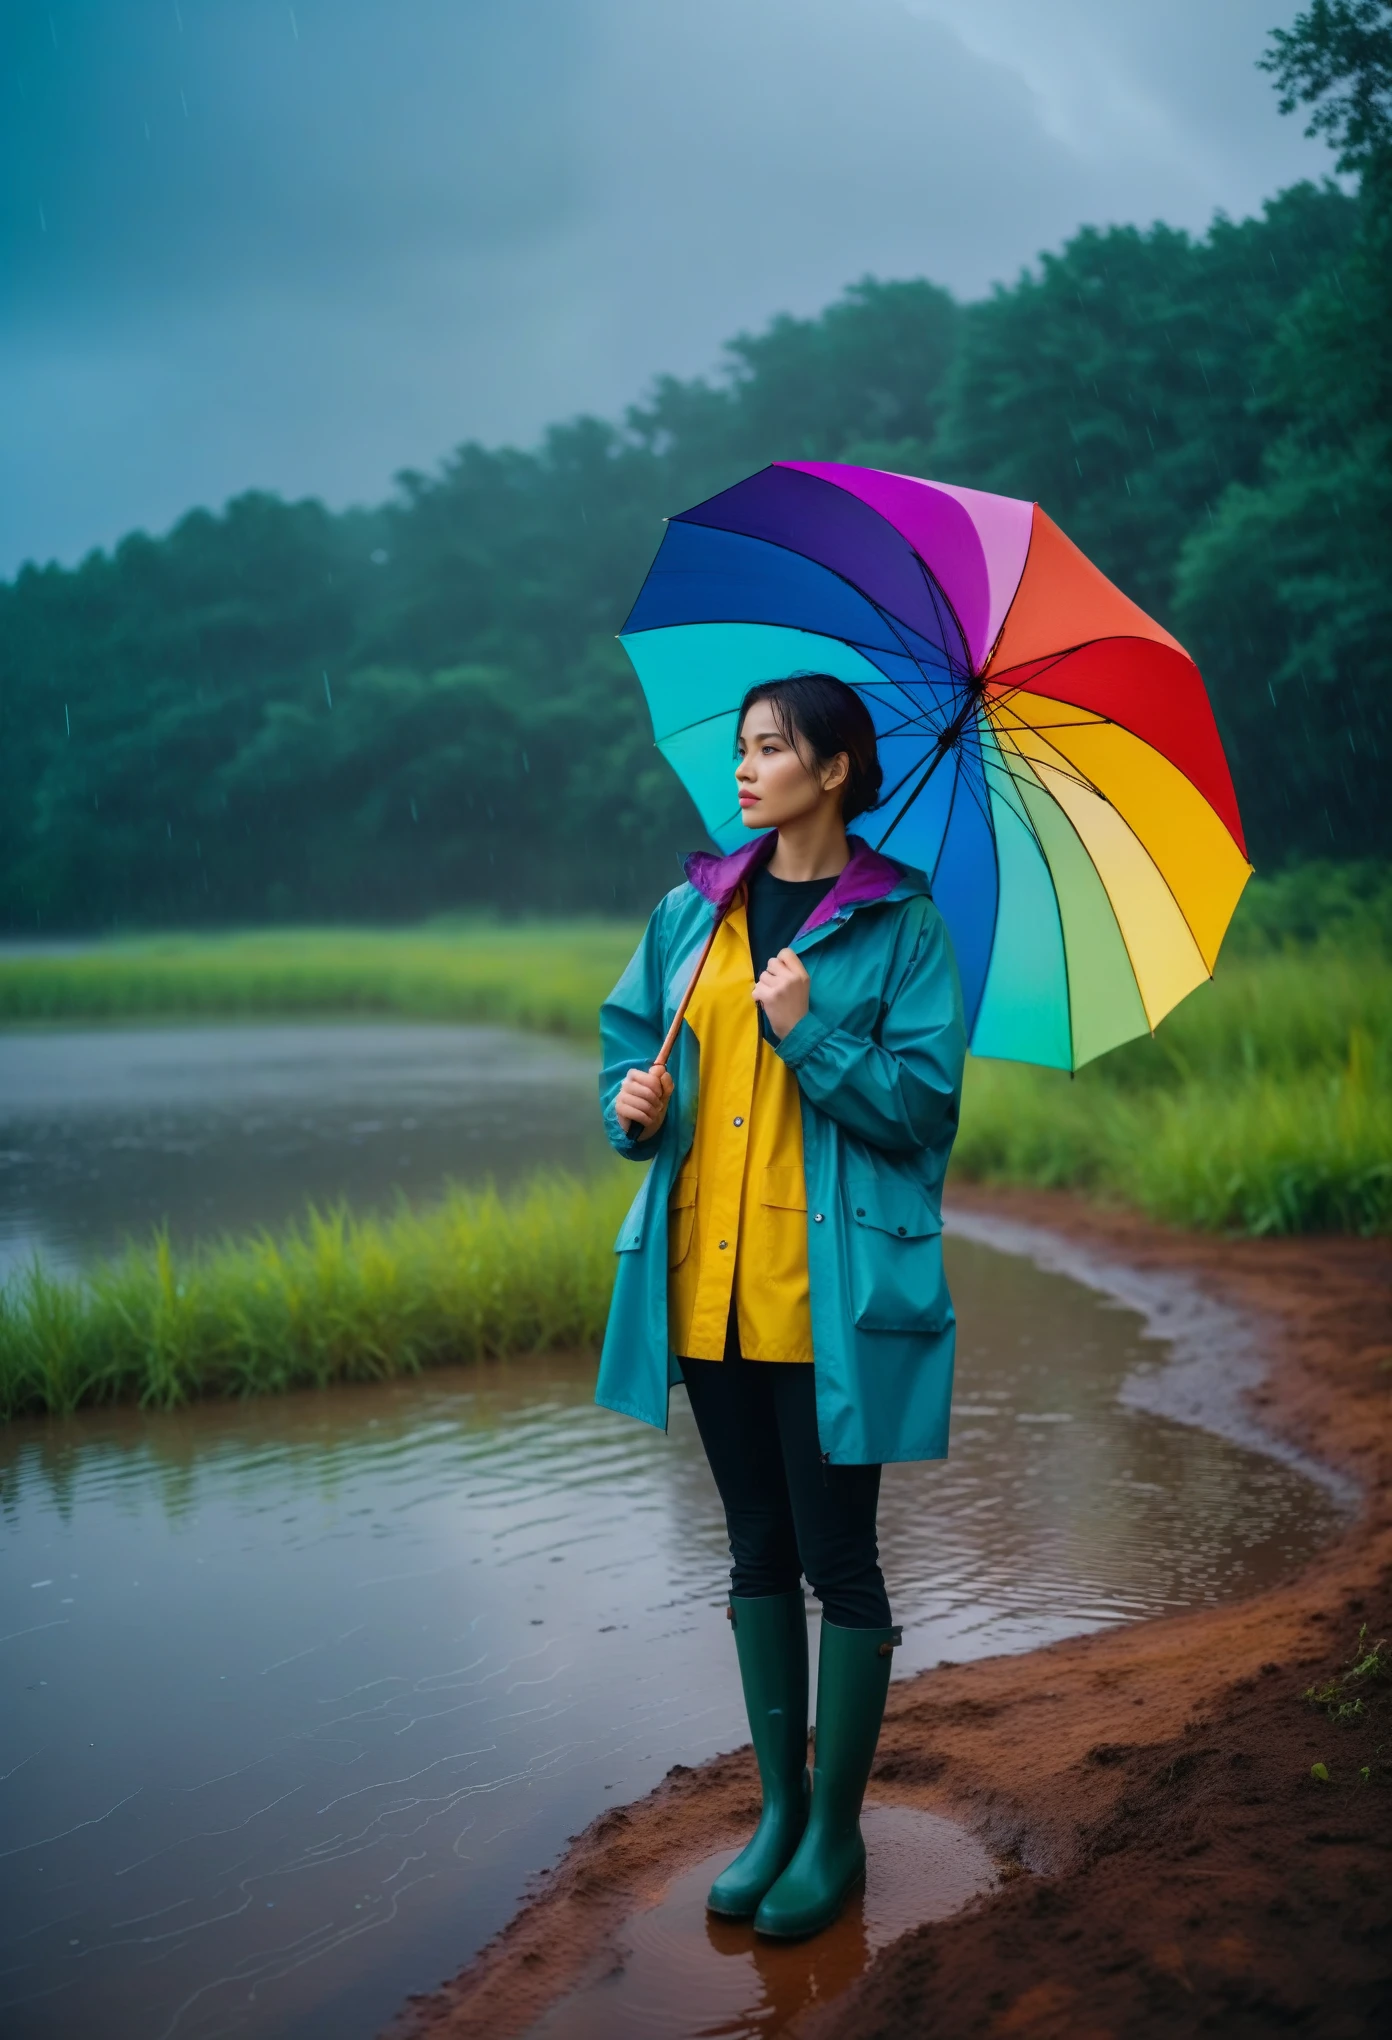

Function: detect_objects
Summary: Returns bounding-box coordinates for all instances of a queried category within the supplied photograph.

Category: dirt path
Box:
[387,1190,1392,2040]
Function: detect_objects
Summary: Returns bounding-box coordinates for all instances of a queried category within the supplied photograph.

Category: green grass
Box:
[0,920,641,1037]
[952,950,1392,1236]
[0,1172,634,1421]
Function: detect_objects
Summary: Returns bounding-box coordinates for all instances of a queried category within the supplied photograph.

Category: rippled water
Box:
[0,1023,606,1280]
[0,1236,1340,2040]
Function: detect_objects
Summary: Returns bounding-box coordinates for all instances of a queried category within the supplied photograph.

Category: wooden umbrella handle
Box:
[623,901,731,1139]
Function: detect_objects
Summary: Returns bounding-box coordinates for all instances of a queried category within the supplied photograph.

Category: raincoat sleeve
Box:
[775,902,965,1155]
[598,898,672,1161]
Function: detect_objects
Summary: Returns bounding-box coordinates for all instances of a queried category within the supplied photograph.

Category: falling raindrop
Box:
[323,672,333,708]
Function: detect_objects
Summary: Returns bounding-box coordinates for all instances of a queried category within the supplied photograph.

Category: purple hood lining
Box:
[682,831,906,935]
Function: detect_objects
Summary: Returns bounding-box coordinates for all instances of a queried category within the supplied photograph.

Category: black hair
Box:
[736,672,883,823]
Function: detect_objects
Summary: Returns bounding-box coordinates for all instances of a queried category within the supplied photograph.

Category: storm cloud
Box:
[2,1,1328,571]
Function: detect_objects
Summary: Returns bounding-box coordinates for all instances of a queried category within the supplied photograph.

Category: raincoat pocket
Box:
[754,1162,810,1310]
[614,1170,652,1254]
[845,1174,947,1331]
[667,1167,697,1268]
[760,1164,806,1212]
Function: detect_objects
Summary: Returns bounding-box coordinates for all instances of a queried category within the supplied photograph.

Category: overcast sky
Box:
[2,0,1330,574]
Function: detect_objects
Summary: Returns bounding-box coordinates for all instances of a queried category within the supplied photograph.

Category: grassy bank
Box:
[0,921,640,1037]
[0,1173,632,1421]
[955,950,1392,1236]
[1,941,1386,1416]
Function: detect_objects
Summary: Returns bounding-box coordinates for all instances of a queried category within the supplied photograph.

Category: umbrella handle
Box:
[622,900,731,1140]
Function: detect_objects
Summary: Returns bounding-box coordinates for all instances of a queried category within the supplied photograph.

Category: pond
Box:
[0,1249,1341,2039]
[0,1023,607,1281]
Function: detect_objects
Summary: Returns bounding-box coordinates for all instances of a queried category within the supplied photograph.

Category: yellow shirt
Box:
[667,899,813,1362]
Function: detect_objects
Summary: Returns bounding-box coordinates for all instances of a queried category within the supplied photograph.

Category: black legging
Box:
[679,1317,891,1630]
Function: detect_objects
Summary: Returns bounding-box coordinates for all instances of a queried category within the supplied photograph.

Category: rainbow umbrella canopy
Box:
[619,461,1252,1072]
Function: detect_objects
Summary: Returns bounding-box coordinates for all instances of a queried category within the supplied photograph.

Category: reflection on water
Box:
[528,1811,996,2039]
[0,1023,607,1279]
[0,1238,1340,2040]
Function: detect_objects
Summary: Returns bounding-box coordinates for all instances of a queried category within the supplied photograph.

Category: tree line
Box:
[1,4,1387,930]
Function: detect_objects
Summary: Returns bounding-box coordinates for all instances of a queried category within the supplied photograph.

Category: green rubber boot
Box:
[706,1591,811,1919]
[753,1616,899,1940]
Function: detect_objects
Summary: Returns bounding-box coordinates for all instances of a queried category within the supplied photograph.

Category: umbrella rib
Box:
[990,714,1108,733]
[912,558,973,680]
[991,719,1105,805]
[872,685,985,852]
[927,753,962,893]
[876,749,943,817]
[653,702,750,745]
[992,741,1061,864]
[646,630,956,750]
[986,633,1179,685]
[949,743,998,840]
[981,760,1004,1020]
[655,682,953,754]
[1000,723,1222,992]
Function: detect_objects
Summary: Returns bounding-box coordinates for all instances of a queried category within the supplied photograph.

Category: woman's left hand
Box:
[753,947,810,1039]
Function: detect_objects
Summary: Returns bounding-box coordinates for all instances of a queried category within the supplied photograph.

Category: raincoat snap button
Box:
[718,1239,728,1249]
[855,1207,865,1217]
[733,1116,743,1127]
[812,1213,824,1224]
[897,1225,907,1236]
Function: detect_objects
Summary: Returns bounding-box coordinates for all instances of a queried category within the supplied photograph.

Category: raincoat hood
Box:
[682,832,924,935]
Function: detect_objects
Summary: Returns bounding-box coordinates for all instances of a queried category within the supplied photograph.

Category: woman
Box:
[597,672,966,1939]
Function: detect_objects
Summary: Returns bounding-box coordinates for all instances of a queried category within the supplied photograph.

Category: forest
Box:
[1,12,1387,930]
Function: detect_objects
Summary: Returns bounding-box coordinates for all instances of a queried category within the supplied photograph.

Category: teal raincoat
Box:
[596,832,966,1464]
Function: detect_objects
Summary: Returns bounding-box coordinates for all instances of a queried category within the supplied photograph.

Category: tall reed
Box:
[0,1172,635,1421]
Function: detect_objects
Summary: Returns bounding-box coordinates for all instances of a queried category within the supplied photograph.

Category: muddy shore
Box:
[388,1189,1392,2040]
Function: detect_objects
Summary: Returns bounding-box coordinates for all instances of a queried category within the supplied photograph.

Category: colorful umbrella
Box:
[619,461,1252,1071]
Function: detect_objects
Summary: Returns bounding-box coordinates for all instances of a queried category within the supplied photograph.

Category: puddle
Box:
[528,1807,995,2039]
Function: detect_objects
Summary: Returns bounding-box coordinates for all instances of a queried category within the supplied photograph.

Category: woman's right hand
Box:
[616,1062,673,1137]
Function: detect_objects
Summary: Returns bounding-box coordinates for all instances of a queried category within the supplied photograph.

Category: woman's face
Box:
[735,706,848,832]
